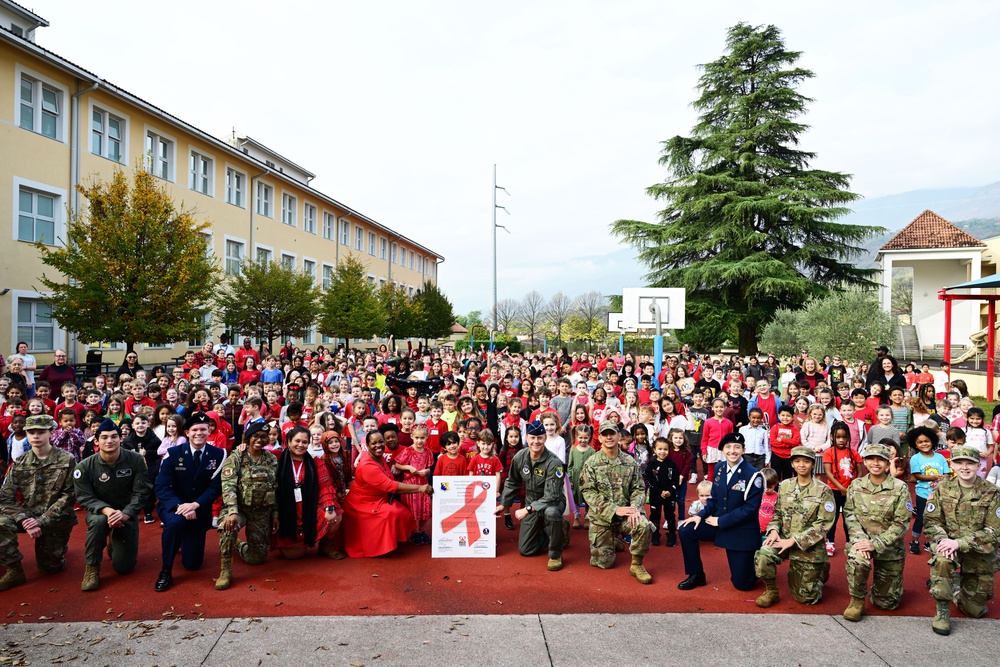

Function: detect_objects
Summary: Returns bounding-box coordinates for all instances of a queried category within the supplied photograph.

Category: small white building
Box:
[877,210,987,352]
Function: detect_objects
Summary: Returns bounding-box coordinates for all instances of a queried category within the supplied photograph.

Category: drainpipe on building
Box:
[68,79,99,366]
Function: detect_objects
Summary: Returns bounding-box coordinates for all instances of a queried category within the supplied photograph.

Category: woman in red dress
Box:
[342,430,432,557]
[275,426,343,559]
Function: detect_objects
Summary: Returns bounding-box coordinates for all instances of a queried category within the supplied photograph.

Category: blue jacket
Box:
[698,457,763,551]
[155,443,225,523]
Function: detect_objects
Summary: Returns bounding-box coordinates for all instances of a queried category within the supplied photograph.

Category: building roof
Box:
[880,210,986,252]
[450,322,468,334]
[0,0,48,27]
[0,26,442,262]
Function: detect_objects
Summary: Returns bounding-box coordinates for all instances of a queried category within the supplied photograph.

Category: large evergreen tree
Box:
[36,168,214,353]
[612,23,884,353]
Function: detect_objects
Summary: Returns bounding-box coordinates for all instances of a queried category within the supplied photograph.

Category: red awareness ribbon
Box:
[440,481,489,546]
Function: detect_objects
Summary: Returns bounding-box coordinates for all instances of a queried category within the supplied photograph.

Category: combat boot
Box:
[843,596,865,622]
[547,556,563,572]
[755,578,780,608]
[932,600,951,635]
[215,557,233,591]
[80,564,100,592]
[629,555,652,584]
[0,563,26,592]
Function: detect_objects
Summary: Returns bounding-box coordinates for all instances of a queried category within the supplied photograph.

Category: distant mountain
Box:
[843,182,1000,266]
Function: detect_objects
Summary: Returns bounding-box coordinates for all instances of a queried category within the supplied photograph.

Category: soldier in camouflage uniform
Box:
[579,420,653,584]
[841,443,911,621]
[74,419,152,591]
[495,420,569,572]
[923,445,1000,635]
[0,415,78,591]
[215,421,279,590]
[755,446,836,606]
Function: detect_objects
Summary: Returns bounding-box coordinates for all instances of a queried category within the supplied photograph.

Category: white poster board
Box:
[431,476,497,558]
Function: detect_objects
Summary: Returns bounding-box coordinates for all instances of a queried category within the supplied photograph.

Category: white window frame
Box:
[380,237,387,260]
[303,203,317,234]
[143,126,177,182]
[281,192,297,227]
[224,235,246,276]
[13,177,66,247]
[418,256,423,274]
[323,212,335,240]
[409,250,414,270]
[88,100,128,163]
[302,326,315,345]
[355,226,363,251]
[339,218,350,246]
[11,290,64,354]
[367,274,377,286]
[368,232,376,256]
[255,244,274,264]
[256,181,273,217]
[15,65,68,142]
[225,165,246,208]
[322,263,335,290]
[189,149,215,196]
[280,252,296,271]
[302,257,317,285]
[390,242,397,265]
[143,342,174,350]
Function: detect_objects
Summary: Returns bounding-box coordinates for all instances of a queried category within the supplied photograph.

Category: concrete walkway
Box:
[2,613,997,666]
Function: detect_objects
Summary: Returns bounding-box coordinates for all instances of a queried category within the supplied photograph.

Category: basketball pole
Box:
[649,299,663,389]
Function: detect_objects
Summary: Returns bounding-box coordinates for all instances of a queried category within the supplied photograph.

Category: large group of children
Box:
[2,342,999,627]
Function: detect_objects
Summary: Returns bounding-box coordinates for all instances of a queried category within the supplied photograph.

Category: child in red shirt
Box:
[468,431,502,482]
[758,468,779,533]
[433,432,468,476]
[458,417,483,459]
[769,405,801,481]
[822,422,863,555]
[425,401,448,455]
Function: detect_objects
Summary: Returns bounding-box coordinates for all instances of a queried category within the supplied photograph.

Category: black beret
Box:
[243,420,269,441]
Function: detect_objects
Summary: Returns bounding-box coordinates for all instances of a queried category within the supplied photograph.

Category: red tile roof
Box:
[450,322,468,334]
[880,210,986,251]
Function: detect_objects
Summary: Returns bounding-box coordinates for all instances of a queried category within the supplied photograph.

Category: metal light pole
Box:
[492,164,510,337]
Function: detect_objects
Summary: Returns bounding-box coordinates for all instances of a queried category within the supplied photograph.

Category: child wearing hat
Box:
[754,446,836,607]
[923,445,1000,635]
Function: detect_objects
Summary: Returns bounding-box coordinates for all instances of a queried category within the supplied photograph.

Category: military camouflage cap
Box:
[598,420,620,434]
[950,446,981,463]
[860,443,891,461]
[24,414,57,431]
[789,446,816,461]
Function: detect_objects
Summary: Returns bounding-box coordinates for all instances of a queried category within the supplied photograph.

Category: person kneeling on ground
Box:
[923,445,1000,636]
[755,446,836,607]
[74,419,152,591]
[841,443,910,622]
[580,420,653,584]
[494,420,569,571]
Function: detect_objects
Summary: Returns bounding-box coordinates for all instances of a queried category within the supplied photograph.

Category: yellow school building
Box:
[0,1,442,371]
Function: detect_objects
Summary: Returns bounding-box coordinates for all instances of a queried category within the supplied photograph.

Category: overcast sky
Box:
[34,0,1000,315]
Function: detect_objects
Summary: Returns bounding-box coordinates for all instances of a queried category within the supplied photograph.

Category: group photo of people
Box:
[1,340,999,636]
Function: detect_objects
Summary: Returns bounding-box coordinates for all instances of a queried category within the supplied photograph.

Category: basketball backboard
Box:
[607,312,639,333]
[621,288,685,330]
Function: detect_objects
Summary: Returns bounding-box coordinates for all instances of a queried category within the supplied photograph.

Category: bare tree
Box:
[546,291,575,346]
[574,291,607,352]
[493,298,520,335]
[518,290,546,352]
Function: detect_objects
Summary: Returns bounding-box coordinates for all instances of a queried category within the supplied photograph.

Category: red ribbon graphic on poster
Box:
[441,481,489,546]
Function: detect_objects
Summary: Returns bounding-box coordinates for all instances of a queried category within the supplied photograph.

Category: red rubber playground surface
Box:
[1,519,995,623]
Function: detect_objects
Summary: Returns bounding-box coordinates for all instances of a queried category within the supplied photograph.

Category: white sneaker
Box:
[825,541,835,557]
[688,473,698,484]
[212,516,219,528]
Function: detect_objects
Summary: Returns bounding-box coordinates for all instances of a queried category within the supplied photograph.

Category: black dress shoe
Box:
[504,514,514,530]
[154,570,172,592]
[677,572,707,590]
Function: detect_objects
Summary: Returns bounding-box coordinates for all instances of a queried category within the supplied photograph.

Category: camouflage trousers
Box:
[0,515,74,573]
[589,515,652,569]
[85,512,139,574]
[755,546,829,605]
[929,551,998,618]
[218,508,272,565]
[846,550,904,609]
